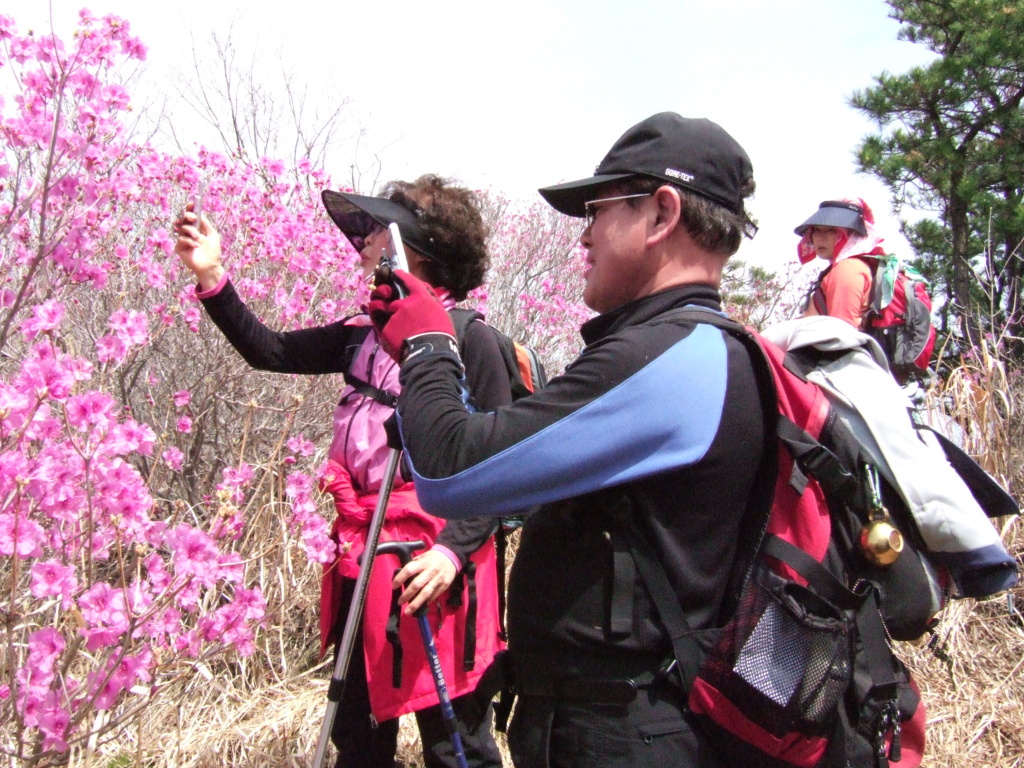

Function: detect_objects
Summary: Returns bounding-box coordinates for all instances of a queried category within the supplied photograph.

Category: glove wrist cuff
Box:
[400,332,461,366]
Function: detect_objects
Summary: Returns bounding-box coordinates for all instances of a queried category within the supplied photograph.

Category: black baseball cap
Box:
[794,200,867,237]
[321,190,438,260]
[538,112,754,217]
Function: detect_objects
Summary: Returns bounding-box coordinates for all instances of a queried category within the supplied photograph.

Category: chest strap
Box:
[345,373,399,409]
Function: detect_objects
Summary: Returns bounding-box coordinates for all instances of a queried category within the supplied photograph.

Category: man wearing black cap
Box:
[368,113,766,766]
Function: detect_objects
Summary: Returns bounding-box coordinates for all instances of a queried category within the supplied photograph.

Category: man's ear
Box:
[646,185,682,248]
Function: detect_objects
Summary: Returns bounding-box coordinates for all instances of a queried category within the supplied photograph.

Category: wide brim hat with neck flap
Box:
[321,189,439,261]
[793,200,868,237]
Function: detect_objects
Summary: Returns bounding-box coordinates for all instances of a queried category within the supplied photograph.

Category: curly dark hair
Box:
[381,175,490,301]
[621,176,758,257]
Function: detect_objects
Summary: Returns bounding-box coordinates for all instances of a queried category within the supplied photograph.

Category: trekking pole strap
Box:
[386,579,404,688]
[462,561,478,672]
[495,527,508,642]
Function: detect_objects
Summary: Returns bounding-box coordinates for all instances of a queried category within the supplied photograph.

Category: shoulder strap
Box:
[867,256,888,321]
[656,306,780,605]
[448,307,484,356]
[812,265,832,316]
[449,307,533,400]
[617,509,707,686]
[341,324,399,408]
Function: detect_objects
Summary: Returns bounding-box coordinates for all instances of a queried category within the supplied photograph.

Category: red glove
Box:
[367,270,455,360]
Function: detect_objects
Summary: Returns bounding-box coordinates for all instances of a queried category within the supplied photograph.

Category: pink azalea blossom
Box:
[38,701,70,751]
[165,524,221,588]
[173,629,202,658]
[176,415,192,433]
[65,391,117,431]
[29,560,78,608]
[0,512,45,557]
[144,552,172,592]
[95,334,127,364]
[172,389,191,408]
[78,582,130,651]
[108,308,150,346]
[105,419,156,455]
[162,446,184,471]
[182,306,202,332]
[286,433,315,457]
[28,628,66,676]
[21,300,65,340]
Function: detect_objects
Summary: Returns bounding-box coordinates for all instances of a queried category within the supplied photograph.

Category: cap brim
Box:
[538,173,634,217]
[794,207,867,237]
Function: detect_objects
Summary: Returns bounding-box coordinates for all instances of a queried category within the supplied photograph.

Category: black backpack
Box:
[449,308,548,399]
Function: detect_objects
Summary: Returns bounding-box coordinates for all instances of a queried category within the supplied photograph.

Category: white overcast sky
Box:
[8,0,936,274]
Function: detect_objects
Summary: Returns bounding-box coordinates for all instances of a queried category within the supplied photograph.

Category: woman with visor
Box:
[173,175,506,768]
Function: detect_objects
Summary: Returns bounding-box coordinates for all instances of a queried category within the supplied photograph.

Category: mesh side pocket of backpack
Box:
[693,560,855,741]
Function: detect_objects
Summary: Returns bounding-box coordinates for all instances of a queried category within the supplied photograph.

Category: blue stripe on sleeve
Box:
[407,323,729,518]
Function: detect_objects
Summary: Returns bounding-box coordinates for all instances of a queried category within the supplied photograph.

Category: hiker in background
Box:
[365,112,765,766]
[794,198,936,383]
[795,197,885,328]
[172,176,505,768]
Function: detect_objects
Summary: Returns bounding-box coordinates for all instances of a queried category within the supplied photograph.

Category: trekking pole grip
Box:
[375,540,427,617]
[375,539,425,567]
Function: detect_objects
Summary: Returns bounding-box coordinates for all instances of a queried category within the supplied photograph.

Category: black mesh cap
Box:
[538,112,754,217]
[793,200,867,236]
[321,189,438,260]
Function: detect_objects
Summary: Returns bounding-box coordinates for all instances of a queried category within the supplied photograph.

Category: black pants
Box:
[330,588,502,768]
[506,683,723,768]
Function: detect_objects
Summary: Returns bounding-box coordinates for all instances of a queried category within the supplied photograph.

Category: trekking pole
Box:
[376,540,469,768]
[310,447,403,768]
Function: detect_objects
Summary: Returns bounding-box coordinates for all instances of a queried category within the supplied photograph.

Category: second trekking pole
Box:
[376,540,469,768]
[310,447,402,768]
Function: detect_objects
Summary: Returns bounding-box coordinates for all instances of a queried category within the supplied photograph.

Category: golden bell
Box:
[860,519,905,566]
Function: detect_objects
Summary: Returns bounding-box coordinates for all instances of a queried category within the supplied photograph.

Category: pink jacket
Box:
[325,315,401,493]
[320,309,504,722]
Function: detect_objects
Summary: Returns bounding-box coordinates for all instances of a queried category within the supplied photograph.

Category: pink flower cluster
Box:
[0,10,358,758]
[286,471,337,564]
[1,4,795,760]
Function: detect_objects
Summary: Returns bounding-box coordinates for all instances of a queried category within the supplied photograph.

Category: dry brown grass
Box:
[67,535,512,768]
[68,354,1023,768]
[908,340,1024,767]
[903,523,1024,767]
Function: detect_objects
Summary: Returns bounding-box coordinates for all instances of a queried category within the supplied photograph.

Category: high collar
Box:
[581,284,723,345]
